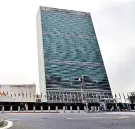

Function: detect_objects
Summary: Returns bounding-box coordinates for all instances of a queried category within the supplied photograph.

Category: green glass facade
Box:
[38,7,112,103]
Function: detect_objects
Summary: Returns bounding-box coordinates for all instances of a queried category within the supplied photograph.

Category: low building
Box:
[0,84,36,102]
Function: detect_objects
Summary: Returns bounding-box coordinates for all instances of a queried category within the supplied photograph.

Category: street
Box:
[1,112,135,129]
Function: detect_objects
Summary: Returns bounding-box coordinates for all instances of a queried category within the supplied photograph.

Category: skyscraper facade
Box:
[37,6,113,103]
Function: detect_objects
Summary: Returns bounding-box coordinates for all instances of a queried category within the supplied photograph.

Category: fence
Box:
[0,103,134,113]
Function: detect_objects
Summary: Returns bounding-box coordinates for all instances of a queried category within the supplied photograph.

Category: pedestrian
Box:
[21,103,25,111]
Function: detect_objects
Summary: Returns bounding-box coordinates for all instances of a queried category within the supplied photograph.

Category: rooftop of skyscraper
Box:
[39,6,90,16]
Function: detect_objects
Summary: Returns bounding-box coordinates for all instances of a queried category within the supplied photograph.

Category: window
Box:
[11,94,12,97]
[18,93,20,96]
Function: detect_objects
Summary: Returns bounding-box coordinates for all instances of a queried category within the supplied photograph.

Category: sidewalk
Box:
[1,110,135,114]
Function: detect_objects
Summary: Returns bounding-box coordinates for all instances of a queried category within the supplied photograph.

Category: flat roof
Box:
[40,6,90,16]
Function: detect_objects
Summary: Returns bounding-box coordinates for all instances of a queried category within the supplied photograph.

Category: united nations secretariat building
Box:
[37,6,113,104]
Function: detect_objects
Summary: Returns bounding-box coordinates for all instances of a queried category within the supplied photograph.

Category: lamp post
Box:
[79,75,88,112]
[79,76,84,102]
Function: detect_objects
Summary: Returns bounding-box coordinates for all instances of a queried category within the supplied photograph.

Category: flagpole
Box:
[80,75,88,112]
[127,92,131,103]
[123,92,128,111]
[79,77,84,103]
[126,92,131,111]
[119,93,122,103]
[114,93,118,111]
[123,93,126,103]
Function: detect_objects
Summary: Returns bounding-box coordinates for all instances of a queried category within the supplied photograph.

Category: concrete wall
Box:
[0,84,36,102]
[36,7,47,102]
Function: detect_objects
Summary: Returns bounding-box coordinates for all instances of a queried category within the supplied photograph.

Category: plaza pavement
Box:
[1,111,135,129]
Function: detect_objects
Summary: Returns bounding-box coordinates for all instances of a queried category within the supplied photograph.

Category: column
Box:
[91,106,94,112]
[41,106,43,112]
[55,106,58,113]
[2,106,4,113]
[18,106,20,112]
[10,106,12,112]
[77,106,80,113]
[63,106,66,113]
[48,106,50,112]
[97,106,100,112]
[94,106,97,112]
[70,106,73,113]
[26,105,28,112]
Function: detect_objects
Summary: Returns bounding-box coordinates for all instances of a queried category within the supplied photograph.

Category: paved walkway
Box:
[2,112,135,129]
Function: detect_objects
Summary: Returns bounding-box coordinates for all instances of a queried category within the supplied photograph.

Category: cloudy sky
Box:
[0,0,134,94]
